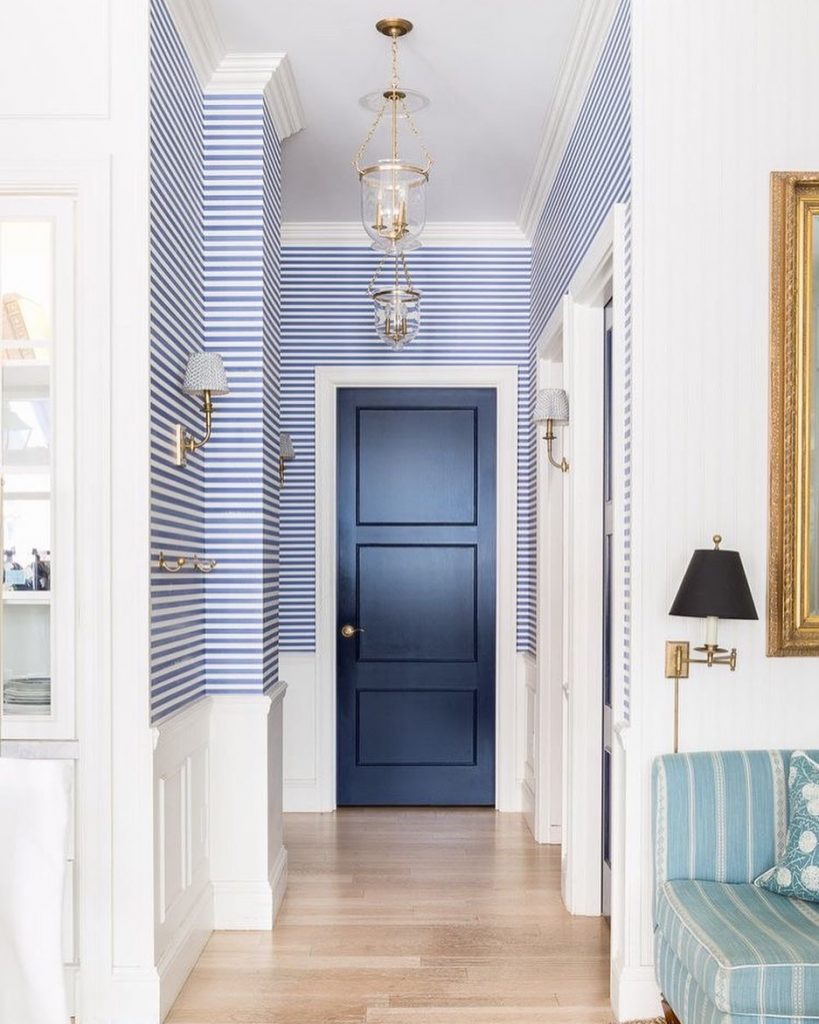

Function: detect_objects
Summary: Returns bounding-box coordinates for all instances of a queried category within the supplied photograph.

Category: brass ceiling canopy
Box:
[375,18,413,38]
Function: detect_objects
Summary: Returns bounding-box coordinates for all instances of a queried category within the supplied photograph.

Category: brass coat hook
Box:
[158,552,186,573]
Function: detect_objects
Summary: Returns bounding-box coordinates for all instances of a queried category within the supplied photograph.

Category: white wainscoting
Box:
[154,686,288,1018]
[520,652,538,832]
[154,697,213,1020]
[281,652,323,811]
[210,687,288,928]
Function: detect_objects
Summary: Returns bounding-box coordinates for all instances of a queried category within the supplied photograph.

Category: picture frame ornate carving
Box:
[769,171,819,655]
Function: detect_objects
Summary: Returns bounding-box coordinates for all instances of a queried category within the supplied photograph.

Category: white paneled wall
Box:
[614,1,819,1018]
[154,702,213,1020]
[154,689,289,1015]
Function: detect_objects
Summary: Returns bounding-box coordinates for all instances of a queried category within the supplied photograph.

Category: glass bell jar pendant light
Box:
[368,250,420,351]
[353,18,433,253]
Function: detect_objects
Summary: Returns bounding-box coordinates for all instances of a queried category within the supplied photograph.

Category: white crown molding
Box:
[164,0,224,92]
[163,0,305,141]
[517,0,621,240]
[281,221,528,248]
[207,54,305,140]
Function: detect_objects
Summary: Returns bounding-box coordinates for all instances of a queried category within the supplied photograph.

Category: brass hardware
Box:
[713,534,722,549]
[665,641,690,680]
[158,552,186,573]
[543,419,569,473]
[158,552,217,574]
[664,639,738,753]
[174,390,214,467]
[375,17,413,38]
[340,624,364,638]
[768,172,819,655]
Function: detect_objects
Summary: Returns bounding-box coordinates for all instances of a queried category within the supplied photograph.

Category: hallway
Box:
[167,810,612,1023]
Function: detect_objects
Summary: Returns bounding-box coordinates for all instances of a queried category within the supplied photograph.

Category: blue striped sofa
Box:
[653,751,819,1024]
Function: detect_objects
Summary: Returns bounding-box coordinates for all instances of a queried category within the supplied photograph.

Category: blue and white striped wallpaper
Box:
[279,248,532,651]
[528,0,632,689]
[150,0,283,720]
[149,0,207,720]
[151,0,632,708]
[202,94,282,698]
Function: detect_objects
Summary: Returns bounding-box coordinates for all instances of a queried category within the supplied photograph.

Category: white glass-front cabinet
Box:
[0,195,77,998]
[1,197,75,741]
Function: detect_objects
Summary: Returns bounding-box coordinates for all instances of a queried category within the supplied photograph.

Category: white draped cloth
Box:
[0,757,71,1024]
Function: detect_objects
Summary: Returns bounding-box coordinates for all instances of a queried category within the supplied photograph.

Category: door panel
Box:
[357,408,477,525]
[337,388,496,806]
[358,545,477,663]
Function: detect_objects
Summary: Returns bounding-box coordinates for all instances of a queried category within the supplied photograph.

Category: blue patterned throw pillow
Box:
[755,750,819,902]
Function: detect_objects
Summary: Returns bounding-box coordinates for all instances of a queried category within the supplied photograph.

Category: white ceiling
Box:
[207,0,584,225]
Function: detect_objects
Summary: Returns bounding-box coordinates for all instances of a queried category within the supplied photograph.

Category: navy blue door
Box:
[337,388,496,806]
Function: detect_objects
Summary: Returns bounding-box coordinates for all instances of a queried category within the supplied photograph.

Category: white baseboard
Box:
[270,845,288,922]
[610,956,662,1022]
[284,777,325,811]
[522,777,535,835]
[157,881,213,1020]
[109,966,162,1022]
[213,879,273,929]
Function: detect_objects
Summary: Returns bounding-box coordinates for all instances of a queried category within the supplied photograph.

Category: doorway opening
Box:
[535,205,627,931]
[312,365,519,812]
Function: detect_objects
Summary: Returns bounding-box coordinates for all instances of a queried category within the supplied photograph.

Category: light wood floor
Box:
[167,809,612,1024]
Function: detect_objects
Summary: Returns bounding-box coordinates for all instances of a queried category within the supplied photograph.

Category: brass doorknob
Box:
[340,624,364,638]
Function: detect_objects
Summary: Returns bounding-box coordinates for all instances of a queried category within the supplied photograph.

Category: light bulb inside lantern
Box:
[373,286,420,350]
[361,161,427,252]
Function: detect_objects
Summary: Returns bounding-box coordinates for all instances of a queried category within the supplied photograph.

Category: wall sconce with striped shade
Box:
[533,388,570,473]
[279,432,295,486]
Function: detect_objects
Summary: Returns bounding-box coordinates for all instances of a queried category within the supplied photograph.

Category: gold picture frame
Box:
[769,171,819,655]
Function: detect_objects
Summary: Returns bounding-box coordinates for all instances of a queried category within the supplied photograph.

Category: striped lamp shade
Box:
[182,352,229,396]
[533,388,569,424]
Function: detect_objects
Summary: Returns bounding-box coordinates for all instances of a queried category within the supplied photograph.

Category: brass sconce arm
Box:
[665,640,737,679]
[175,391,214,466]
[543,418,569,473]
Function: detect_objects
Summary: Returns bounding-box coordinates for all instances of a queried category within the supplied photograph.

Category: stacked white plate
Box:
[3,676,51,713]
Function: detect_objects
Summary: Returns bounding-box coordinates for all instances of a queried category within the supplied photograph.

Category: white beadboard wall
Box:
[615,0,819,1017]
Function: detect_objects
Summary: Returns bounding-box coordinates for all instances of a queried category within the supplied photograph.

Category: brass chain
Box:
[401,252,416,293]
[352,98,388,173]
[367,251,390,295]
[367,250,418,298]
[399,98,434,173]
[354,29,433,175]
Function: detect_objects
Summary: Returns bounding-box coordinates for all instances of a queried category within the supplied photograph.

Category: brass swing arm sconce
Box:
[174,352,230,468]
[664,534,757,752]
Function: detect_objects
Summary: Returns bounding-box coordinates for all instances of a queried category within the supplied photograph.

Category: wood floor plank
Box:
[166,809,611,1024]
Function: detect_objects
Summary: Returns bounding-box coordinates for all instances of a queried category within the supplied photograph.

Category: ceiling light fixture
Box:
[368,249,420,351]
[353,18,432,254]
[353,17,432,350]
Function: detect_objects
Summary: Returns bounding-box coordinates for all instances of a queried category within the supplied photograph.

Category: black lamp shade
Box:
[669,547,758,620]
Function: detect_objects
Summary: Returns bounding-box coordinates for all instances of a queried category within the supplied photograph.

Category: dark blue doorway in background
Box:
[336,388,497,806]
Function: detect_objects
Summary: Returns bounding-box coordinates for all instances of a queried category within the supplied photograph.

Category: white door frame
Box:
[314,364,519,812]
[536,204,627,915]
